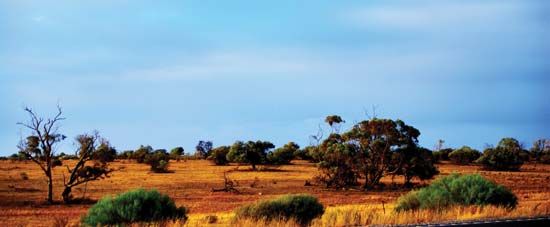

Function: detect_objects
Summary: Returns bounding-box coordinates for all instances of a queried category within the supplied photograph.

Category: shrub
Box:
[81,188,187,226]
[133,145,153,163]
[477,147,524,171]
[235,194,324,226]
[117,150,134,160]
[169,147,184,160]
[395,174,517,211]
[391,146,439,186]
[146,150,171,173]
[448,146,481,165]
[207,146,230,165]
[91,143,117,163]
[293,147,314,161]
[432,148,453,162]
[267,142,299,165]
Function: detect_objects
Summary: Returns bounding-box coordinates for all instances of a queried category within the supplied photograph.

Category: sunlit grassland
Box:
[0,160,549,226]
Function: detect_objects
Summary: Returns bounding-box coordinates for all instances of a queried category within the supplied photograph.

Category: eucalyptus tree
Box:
[62,132,114,203]
[227,140,275,170]
[17,106,66,203]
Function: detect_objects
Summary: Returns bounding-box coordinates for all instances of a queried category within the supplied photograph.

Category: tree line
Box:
[5,107,550,203]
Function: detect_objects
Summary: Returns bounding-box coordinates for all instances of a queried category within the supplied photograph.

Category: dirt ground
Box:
[1,160,549,226]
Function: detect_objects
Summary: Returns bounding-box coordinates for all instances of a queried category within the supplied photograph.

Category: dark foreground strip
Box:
[398,216,550,227]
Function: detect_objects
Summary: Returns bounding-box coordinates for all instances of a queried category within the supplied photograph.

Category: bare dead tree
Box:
[211,172,239,193]
[17,106,66,203]
[434,139,445,152]
[364,105,379,120]
[309,123,324,146]
[62,132,113,203]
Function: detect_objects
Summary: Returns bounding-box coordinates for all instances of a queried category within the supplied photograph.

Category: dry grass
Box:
[1,160,549,226]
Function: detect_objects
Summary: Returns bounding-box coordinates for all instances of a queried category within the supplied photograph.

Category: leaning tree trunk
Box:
[62,187,72,204]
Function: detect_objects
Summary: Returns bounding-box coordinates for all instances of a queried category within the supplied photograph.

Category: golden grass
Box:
[0,160,549,226]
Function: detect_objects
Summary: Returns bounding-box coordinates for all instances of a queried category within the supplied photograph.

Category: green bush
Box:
[235,194,324,226]
[82,189,187,226]
[146,149,171,173]
[267,143,298,165]
[395,174,517,211]
[477,147,524,171]
[448,146,481,165]
[207,146,230,165]
[432,148,453,162]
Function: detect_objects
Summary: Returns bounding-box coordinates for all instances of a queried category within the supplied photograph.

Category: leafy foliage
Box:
[530,139,550,164]
[62,132,114,203]
[81,189,187,226]
[315,134,359,188]
[293,146,315,161]
[477,138,525,171]
[395,174,518,211]
[92,142,117,163]
[133,145,153,163]
[145,149,171,173]
[195,140,213,159]
[448,146,481,165]
[169,147,184,160]
[267,142,300,165]
[325,115,345,133]
[390,146,439,186]
[117,150,134,160]
[207,146,230,165]
[432,148,453,163]
[235,194,324,226]
[314,118,437,189]
[227,140,275,170]
[530,138,550,164]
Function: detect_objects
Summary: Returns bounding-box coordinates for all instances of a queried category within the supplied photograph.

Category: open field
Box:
[1,160,549,226]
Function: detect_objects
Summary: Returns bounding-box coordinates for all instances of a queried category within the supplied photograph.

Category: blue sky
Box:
[1,0,549,155]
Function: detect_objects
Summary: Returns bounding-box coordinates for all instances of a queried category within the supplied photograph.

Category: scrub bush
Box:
[82,189,187,226]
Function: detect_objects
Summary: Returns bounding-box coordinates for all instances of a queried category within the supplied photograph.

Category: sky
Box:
[0,0,549,156]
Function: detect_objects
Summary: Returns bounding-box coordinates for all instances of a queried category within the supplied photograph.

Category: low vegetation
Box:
[235,194,324,226]
[477,138,525,171]
[81,188,187,226]
[448,146,481,165]
[395,174,517,211]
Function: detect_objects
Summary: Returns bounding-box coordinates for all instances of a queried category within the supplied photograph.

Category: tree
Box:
[448,146,481,165]
[433,148,453,163]
[497,137,530,161]
[226,141,275,170]
[531,139,550,164]
[17,106,66,203]
[267,142,300,165]
[325,115,345,133]
[309,124,324,146]
[92,142,117,163]
[342,119,421,189]
[117,150,134,160]
[477,138,525,171]
[207,146,230,165]
[195,141,213,159]
[391,146,438,186]
[170,147,184,161]
[133,145,153,163]
[316,134,359,188]
[62,132,114,203]
[146,149,171,173]
[434,139,445,152]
